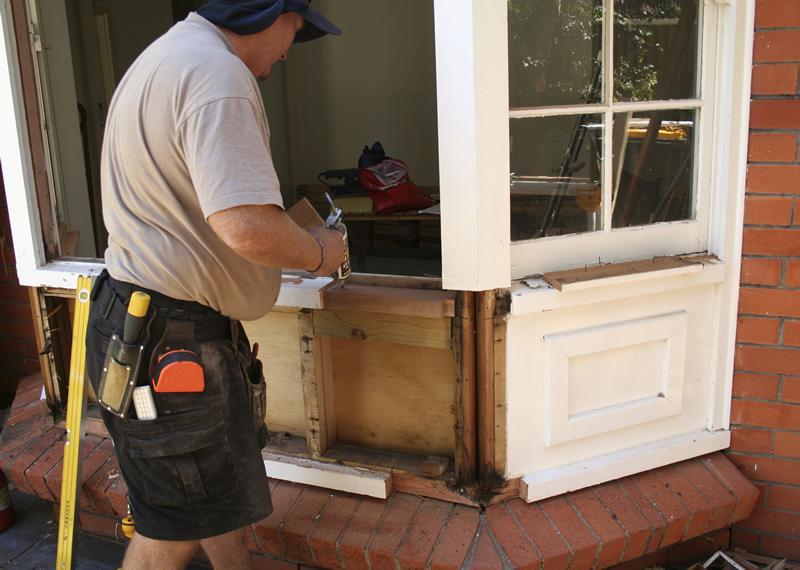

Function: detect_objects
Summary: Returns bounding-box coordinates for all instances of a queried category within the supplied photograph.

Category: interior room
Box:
[32,0,442,276]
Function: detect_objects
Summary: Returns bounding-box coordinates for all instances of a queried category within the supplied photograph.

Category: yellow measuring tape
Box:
[56,275,93,569]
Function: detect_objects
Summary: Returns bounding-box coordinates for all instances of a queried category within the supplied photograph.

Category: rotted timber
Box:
[493,314,507,477]
[453,291,477,485]
[297,309,334,457]
[476,290,497,486]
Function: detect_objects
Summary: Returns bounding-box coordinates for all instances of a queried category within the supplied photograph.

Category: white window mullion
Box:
[603,109,613,232]
[602,0,614,233]
[604,0,614,107]
[611,99,705,113]
[511,99,704,120]
[510,104,608,119]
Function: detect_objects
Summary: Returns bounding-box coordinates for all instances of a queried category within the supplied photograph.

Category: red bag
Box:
[359,159,433,214]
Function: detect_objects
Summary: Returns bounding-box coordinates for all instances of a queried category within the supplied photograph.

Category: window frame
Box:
[0,0,753,295]
[507,0,723,278]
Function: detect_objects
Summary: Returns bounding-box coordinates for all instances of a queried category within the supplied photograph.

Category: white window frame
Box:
[508,2,718,277]
[1,0,753,296]
[436,0,753,292]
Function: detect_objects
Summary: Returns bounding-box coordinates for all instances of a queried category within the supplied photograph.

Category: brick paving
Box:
[1,374,760,569]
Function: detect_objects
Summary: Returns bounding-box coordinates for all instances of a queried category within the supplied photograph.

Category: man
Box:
[85,1,346,568]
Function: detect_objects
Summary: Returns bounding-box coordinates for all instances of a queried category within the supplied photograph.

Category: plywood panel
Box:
[243,312,305,436]
[314,310,451,350]
[332,339,456,456]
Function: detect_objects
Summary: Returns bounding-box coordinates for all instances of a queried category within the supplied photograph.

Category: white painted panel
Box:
[520,429,730,502]
[544,312,687,446]
[264,454,391,499]
[568,341,663,415]
[505,282,720,479]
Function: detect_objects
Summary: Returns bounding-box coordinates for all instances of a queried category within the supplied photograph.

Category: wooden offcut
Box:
[263,453,392,499]
[420,455,450,477]
[286,197,325,230]
[542,254,717,291]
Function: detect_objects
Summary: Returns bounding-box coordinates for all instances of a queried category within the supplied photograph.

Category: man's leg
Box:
[122,532,198,570]
[200,527,251,570]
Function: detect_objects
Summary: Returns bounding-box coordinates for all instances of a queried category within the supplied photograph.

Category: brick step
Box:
[1,374,760,569]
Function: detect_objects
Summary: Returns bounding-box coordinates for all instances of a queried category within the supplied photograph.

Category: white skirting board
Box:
[264,453,392,499]
[520,429,730,503]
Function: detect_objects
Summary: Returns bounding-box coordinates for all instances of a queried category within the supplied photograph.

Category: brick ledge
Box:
[1,374,760,569]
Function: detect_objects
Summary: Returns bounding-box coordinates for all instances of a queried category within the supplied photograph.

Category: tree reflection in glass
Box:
[508,0,604,109]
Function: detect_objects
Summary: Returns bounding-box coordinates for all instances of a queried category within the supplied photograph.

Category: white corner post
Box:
[707,0,756,431]
[434,0,511,291]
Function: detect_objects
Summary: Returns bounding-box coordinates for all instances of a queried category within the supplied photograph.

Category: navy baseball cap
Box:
[197,0,341,42]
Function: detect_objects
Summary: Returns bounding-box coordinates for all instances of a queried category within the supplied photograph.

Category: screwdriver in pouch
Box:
[123,291,150,345]
[124,291,159,420]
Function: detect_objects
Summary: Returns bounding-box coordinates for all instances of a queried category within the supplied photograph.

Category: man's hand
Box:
[308,226,347,276]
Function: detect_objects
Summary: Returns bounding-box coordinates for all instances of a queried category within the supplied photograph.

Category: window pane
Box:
[508,0,604,108]
[613,1,700,102]
[611,109,696,228]
[511,114,604,240]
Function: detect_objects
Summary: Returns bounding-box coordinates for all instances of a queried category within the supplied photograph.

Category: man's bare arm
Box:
[208,204,345,275]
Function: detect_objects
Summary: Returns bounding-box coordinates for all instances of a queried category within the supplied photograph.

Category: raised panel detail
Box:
[544,312,687,446]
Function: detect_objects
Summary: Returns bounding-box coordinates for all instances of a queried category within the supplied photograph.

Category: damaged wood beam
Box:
[476,290,497,488]
[454,291,477,485]
[297,309,335,457]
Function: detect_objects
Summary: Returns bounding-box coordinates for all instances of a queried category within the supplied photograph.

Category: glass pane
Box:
[611,109,696,228]
[511,114,604,240]
[508,0,604,108]
[614,1,700,102]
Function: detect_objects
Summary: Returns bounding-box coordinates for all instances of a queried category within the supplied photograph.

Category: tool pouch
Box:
[97,335,146,418]
[150,320,205,394]
[247,357,268,449]
[232,322,268,448]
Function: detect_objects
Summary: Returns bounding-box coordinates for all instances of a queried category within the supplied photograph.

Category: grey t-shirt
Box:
[102,13,283,321]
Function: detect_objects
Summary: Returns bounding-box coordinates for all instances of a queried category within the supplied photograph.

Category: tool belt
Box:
[90,272,267,443]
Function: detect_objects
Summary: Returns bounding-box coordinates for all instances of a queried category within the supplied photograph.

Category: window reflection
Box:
[508,0,604,108]
[611,109,696,227]
[510,114,604,240]
[614,1,700,102]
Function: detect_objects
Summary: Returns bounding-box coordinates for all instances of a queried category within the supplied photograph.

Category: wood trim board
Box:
[323,284,456,319]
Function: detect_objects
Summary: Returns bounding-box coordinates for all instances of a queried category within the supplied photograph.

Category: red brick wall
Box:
[727,0,800,560]
[0,165,40,400]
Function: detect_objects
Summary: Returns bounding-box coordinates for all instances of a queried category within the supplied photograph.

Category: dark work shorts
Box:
[85,271,272,541]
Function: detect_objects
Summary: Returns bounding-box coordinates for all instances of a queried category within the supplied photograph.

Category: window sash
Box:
[508,0,719,276]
